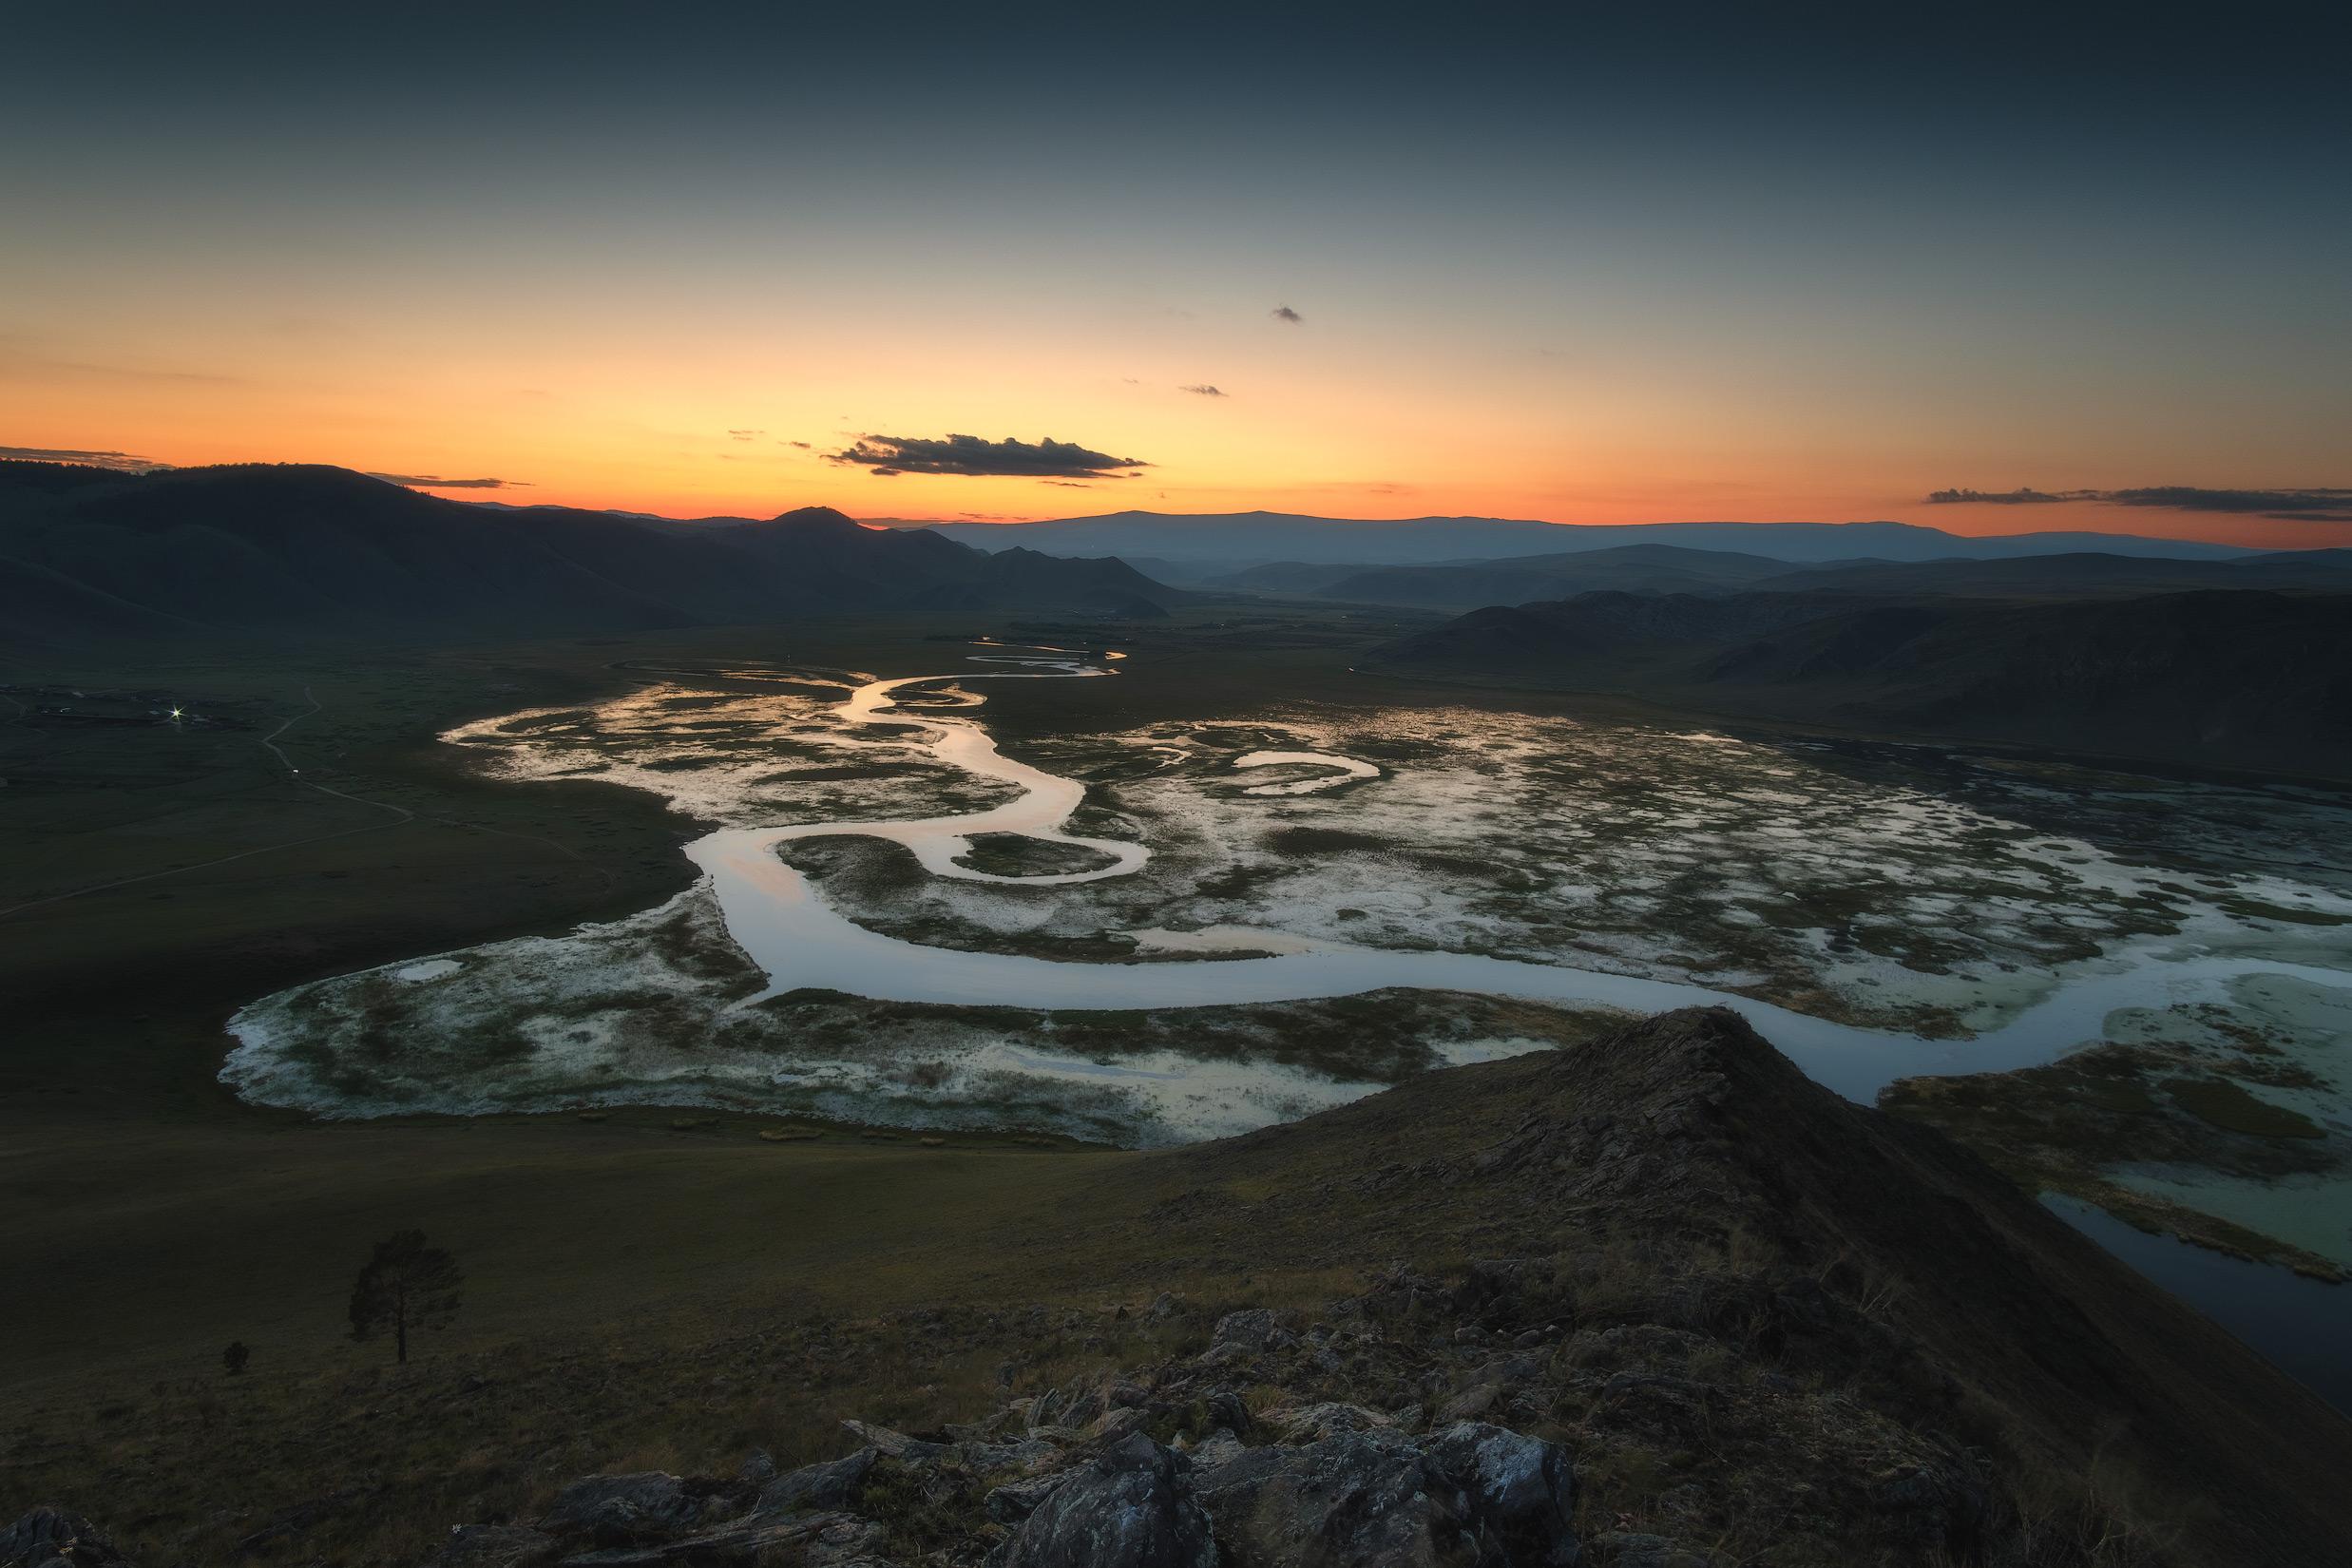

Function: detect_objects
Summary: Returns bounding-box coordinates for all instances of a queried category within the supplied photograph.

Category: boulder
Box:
[737,1448,777,1482]
[1090,1405,1153,1440]
[1263,1402,1392,1443]
[1425,1423,1578,1566]
[755,1447,877,1514]
[985,1473,1073,1525]
[842,1419,948,1464]
[1212,1310,1274,1350]
[1195,1424,1579,1568]
[1185,1428,1247,1468]
[1194,1428,1462,1568]
[998,1432,1217,1568]
[541,1474,699,1540]
[1,1508,136,1568]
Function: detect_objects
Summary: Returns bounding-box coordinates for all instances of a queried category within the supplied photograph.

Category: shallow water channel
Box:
[688,656,2351,1104]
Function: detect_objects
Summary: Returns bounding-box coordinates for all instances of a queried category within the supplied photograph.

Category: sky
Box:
[4,2,2348,546]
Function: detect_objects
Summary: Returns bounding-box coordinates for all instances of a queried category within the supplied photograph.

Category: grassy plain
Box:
[7,602,2349,1565]
[1,606,1471,1386]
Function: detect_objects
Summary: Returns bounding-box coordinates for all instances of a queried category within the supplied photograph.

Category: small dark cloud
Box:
[825,432,1149,479]
[1041,481,1094,488]
[1179,384,1226,397]
[1930,484,2352,520]
[0,445,172,472]
[2107,486,2352,516]
[727,429,763,442]
[1272,306,1303,324]
[1926,488,2098,505]
[785,441,811,449]
[368,472,528,489]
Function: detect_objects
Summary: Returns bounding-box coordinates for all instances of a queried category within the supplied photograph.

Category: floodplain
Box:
[174,613,2352,1282]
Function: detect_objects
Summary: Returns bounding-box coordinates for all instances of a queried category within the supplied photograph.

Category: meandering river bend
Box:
[685,654,2352,1103]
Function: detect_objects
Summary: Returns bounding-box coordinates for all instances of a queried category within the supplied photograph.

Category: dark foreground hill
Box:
[11,1010,2347,1565]
[1367,588,2352,776]
[0,462,1186,646]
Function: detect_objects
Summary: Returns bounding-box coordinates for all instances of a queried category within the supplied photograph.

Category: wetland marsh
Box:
[220,644,2352,1276]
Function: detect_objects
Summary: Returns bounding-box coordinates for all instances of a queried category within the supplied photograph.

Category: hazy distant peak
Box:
[763,505,864,531]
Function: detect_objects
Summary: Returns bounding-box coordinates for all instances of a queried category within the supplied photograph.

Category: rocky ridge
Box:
[10,1009,2351,1565]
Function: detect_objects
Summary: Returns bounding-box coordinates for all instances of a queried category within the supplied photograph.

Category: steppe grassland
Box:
[226,668,2352,1160]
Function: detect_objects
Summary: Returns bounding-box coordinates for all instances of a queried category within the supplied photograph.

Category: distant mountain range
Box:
[0,463,1188,646]
[1225,543,2352,608]
[1364,587,2352,775]
[919,509,2262,570]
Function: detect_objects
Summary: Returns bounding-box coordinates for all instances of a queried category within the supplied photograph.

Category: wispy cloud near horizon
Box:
[1932,485,2352,521]
[366,472,528,489]
[0,446,172,472]
[825,433,1149,479]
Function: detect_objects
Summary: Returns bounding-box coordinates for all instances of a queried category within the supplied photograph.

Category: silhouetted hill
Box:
[1704,589,2352,765]
[1749,550,2352,599]
[0,463,1193,645]
[1305,544,1821,605]
[1367,588,2352,774]
[925,509,2258,566]
[1363,589,1885,666]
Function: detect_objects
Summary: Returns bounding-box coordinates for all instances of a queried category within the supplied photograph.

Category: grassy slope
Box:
[9,608,2350,1564]
[9,1012,2352,1565]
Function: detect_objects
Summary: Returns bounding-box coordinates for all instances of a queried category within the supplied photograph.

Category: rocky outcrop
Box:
[995,1431,1216,1568]
[26,1008,2352,1567]
[755,1446,877,1513]
[1,1508,138,1568]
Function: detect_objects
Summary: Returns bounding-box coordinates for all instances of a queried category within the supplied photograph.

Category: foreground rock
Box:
[1,1508,139,1568]
[20,1008,2352,1566]
[998,1431,1216,1568]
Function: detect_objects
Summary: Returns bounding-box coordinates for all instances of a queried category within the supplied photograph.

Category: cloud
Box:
[1930,484,2352,520]
[1926,487,2095,505]
[0,446,172,472]
[728,429,763,442]
[785,441,811,449]
[2106,486,2352,516]
[1272,306,1304,324]
[368,472,528,489]
[824,433,1150,479]
[1178,384,1226,396]
[1040,481,1094,488]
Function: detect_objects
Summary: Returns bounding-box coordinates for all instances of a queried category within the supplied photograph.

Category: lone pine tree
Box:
[348,1230,464,1364]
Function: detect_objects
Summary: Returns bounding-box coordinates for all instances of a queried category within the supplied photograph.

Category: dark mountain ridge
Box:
[1215,547,2352,610]
[1299,544,1829,606]
[1750,550,2352,600]
[1367,587,2352,775]
[923,509,2261,566]
[0,463,1188,643]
